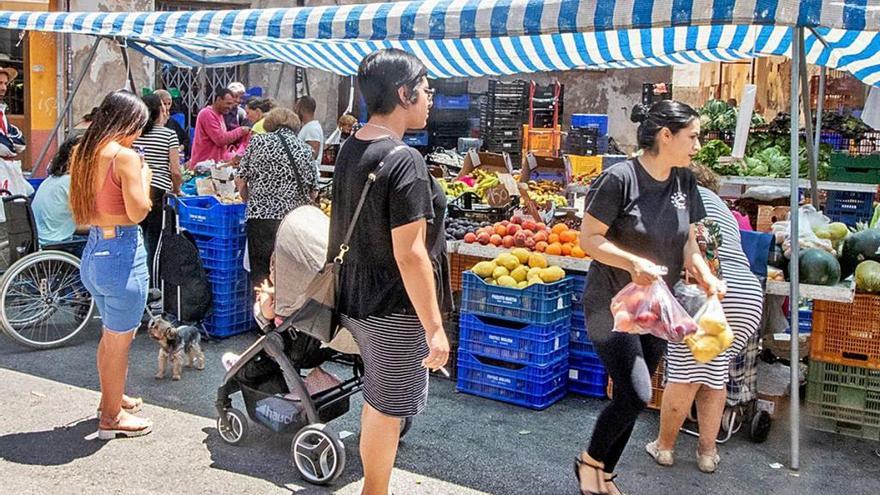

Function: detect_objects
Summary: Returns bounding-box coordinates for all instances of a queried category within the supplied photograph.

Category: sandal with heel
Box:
[573,455,608,495]
[603,474,627,495]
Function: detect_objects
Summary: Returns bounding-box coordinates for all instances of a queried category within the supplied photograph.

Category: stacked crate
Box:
[823,190,875,227]
[456,272,572,410]
[522,82,563,157]
[481,80,528,166]
[566,114,609,156]
[176,196,252,338]
[828,132,880,184]
[567,274,608,398]
[806,294,880,440]
[428,80,471,150]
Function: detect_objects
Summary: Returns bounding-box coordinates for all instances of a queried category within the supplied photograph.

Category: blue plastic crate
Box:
[460,271,572,325]
[205,314,253,338]
[570,348,604,367]
[825,190,875,223]
[176,196,247,238]
[212,286,251,306]
[456,350,568,410]
[403,130,429,147]
[207,268,249,285]
[434,94,471,110]
[458,312,569,366]
[820,132,851,151]
[568,363,608,398]
[209,273,250,296]
[26,177,45,192]
[571,114,608,136]
[827,211,872,227]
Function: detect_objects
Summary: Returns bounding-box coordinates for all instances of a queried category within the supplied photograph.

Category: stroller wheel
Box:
[748,409,772,443]
[291,424,346,485]
[217,408,248,445]
[399,416,413,440]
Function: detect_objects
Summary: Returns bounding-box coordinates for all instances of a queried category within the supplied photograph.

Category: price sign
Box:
[485,184,511,206]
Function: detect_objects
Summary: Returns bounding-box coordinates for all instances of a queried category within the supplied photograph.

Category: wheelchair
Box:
[0,191,94,349]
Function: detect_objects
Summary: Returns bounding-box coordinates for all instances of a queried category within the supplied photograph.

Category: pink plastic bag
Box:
[610,280,700,342]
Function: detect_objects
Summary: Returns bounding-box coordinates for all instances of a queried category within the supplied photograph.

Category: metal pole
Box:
[789,27,802,473]
[118,38,137,93]
[273,63,286,99]
[33,36,102,177]
[798,38,819,207]
[814,67,827,165]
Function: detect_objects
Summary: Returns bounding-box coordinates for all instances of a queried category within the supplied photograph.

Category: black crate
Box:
[849,132,880,155]
[430,108,471,123]
[488,79,528,97]
[431,79,469,95]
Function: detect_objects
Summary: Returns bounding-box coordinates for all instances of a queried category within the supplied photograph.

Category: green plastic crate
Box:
[829,152,880,184]
[805,360,880,441]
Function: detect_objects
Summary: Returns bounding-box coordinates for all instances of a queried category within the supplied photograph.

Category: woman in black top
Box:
[236,108,317,289]
[329,48,450,495]
[574,101,724,495]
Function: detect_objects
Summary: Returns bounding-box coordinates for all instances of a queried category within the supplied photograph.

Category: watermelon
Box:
[798,248,841,286]
[839,229,880,279]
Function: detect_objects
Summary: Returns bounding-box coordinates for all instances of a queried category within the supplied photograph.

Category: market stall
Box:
[6,0,880,467]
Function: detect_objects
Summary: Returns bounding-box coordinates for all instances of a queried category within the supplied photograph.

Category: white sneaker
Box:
[221,352,240,371]
[645,440,675,466]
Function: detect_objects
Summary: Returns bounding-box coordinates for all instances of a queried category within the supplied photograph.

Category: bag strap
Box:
[277,130,313,198]
[335,144,408,264]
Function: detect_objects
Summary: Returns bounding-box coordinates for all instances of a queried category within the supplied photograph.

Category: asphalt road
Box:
[1,321,879,495]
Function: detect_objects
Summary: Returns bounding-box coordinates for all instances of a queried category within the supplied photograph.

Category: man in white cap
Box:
[224,81,248,131]
[0,66,25,159]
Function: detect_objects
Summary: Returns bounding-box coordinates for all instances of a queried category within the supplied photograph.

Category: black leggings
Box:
[585,306,666,472]
[247,218,282,289]
[139,186,167,283]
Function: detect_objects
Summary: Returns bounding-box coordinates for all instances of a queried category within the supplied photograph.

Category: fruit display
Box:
[798,248,842,286]
[570,174,594,187]
[445,218,489,241]
[438,178,475,199]
[524,189,568,208]
[461,215,587,258]
[839,227,880,279]
[319,197,332,217]
[470,249,565,289]
[685,307,735,364]
[471,169,502,201]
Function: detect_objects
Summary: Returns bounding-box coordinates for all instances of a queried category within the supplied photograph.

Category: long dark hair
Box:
[141,94,162,135]
[69,90,148,224]
[630,100,699,152]
[49,134,82,177]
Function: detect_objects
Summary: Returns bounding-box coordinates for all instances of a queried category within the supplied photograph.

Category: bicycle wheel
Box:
[0,250,95,349]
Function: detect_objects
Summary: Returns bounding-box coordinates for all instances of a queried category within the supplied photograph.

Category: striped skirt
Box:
[339,313,430,417]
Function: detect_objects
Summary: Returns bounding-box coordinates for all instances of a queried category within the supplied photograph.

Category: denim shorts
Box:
[80,226,149,332]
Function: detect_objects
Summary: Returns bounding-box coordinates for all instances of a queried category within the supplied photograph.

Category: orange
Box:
[571,246,586,258]
[559,230,578,243]
[545,242,563,256]
[533,231,548,243]
[494,224,507,236]
[548,233,560,244]
[535,241,548,253]
[552,223,568,234]
[561,243,573,256]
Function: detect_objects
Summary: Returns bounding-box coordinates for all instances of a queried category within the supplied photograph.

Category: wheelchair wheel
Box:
[0,250,95,349]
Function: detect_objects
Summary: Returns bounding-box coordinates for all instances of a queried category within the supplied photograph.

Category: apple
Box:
[502,235,515,248]
[476,232,491,245]
[464,232,477,243]
[510,216,524,225]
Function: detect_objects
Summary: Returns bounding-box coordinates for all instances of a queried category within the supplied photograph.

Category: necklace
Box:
[365,122,398,135]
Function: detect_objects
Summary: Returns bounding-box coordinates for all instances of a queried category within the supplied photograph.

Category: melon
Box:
[840,228,880,279]
[798,248,841,286]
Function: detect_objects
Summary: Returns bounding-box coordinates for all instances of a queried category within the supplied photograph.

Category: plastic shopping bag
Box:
[0,159,34,223]
[610,279,699,342]
[685,295,735,363]
[673,281,708,317]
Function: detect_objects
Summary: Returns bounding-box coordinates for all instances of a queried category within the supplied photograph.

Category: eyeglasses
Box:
[422,87,435,103]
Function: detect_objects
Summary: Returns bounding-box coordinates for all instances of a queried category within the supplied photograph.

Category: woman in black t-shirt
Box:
[328,49,451,495]
[573,101,725,495]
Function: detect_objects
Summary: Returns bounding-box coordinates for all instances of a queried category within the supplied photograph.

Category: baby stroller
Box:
[214,205,412,485]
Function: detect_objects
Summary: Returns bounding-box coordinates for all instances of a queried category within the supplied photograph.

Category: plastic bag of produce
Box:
[611,280,699,342]
[776,205,835,257]
[685,295,735,363]
[673,281,708,317]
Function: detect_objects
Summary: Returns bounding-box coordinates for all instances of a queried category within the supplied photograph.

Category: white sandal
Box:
[696,449,720,473]
[645,440,675,466]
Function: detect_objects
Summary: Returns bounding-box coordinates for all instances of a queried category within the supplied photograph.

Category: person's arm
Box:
[235,137,257,201]
[392,219,449,371]
[305,140,320,160]
[115,148,152,223]
[168,141,183,194]
[580,214,662,285]
[203,111,250,147]
[684,225,725,298]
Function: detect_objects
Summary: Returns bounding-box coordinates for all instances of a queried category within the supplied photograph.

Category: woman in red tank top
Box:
[69,90,154,440]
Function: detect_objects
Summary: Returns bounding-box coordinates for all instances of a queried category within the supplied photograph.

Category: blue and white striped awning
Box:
[3,1,880,84]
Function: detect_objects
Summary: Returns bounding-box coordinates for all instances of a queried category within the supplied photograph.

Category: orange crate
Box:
[450,253,486,292]
[811,294,880,370]
[756,205,790,232]
[523,125,561,155]
[606,359,665,410]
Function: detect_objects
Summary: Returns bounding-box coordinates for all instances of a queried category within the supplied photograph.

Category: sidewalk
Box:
[1,327,878,495]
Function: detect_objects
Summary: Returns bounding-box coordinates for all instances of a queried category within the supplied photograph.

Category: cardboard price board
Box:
[485,173,519,207]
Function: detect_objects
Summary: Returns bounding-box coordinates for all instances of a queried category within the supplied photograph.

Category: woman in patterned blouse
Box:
[236,107,318,288]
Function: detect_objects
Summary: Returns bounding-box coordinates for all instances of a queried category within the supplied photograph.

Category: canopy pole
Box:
[798,38,819,206]
[814,67,827,165]
[118,38,137,93]
[273,63,286,100]
[789,27,803,473]
[33,35,102,177]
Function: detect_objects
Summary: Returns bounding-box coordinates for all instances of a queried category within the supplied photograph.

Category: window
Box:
[0,29,25,115]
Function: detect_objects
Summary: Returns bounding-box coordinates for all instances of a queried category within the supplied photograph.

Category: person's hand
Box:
[240,126,252,134]
[628,257,663,286]
[422,326,449,371]
[702,275,727,300]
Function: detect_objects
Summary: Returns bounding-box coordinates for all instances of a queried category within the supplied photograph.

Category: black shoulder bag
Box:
[287,144,407,342]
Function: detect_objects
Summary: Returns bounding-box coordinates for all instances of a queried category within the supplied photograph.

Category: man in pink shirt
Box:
[190,88,250,167]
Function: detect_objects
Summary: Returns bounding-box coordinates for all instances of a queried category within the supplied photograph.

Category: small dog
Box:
[147,316,206,380]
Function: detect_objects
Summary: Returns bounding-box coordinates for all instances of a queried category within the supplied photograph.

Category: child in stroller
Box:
[214,205,412,486]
